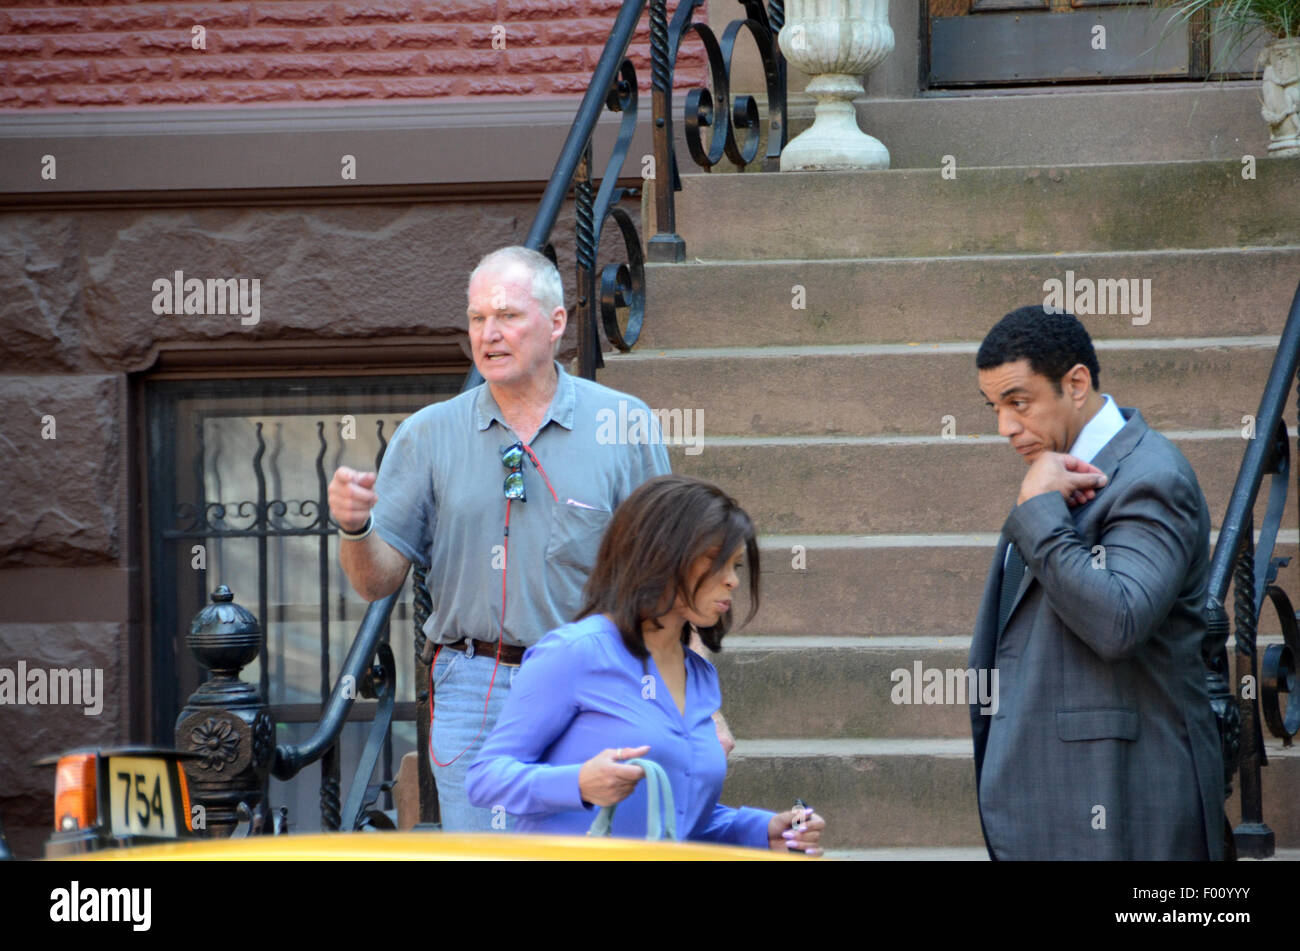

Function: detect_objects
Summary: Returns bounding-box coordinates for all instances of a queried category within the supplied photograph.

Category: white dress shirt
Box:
[1067,393,1126,465]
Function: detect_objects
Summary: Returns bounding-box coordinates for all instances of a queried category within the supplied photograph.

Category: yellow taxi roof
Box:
[62,832,800,861]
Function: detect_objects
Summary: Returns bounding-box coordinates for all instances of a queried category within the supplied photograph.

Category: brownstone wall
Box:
[0,0,709,109]
[0,190,633,857]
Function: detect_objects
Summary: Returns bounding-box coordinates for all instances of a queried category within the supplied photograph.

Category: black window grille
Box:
[145,374,461,830]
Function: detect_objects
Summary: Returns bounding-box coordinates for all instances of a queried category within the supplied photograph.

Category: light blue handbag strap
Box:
[586,757,679,841]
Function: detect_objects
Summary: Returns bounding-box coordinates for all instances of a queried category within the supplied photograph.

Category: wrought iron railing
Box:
[1205,277,1300,859]
[463,0,787,384]
[288,556,433,831]
[174,579,404,837]
[270,588,399,831]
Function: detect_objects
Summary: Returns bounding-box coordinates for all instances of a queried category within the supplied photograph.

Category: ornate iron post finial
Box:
[175,586,275,838]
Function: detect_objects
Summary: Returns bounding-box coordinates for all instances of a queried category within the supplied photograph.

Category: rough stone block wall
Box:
[0,197,620,377]
[0,622,131,858]
[0,192,629,855]
[0,374,130,858]
[0,0,710,109]
[0,375,122,567]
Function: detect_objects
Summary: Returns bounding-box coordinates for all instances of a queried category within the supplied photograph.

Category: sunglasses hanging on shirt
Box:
[501,441,526,501]
[428,440,559,768]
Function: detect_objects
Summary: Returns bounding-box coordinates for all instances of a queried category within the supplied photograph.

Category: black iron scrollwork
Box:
[600,206,645,352]
[172,498,327,535]
[1205,597,1240,799]
[525,0,787,377]
[591,59,645,356]
[1261,583,1299,745]
[252,709,274,770]
[1204,277,1300,858]
[671,1,785,172]
[320,774,341,832]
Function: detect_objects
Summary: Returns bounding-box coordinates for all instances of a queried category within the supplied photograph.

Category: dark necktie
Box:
[997,543,1027,633]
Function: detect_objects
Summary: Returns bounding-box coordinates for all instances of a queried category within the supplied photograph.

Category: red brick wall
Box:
[0,0,709,109]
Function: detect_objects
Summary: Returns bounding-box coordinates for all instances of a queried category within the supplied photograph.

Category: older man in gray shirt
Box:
[327,246,727,831]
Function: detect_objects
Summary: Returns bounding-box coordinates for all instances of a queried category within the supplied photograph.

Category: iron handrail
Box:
[456,0,650,390]
[1206,279,1300,605]
[271,590,399,784]
[526,0,648,254]
[463,0,786,383]
[1203,276,1300,859]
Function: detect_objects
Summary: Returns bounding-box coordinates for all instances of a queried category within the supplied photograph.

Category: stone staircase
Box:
[599,153,1300,856]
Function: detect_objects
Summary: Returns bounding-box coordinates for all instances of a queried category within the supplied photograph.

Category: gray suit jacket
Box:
[968,407,1224,860]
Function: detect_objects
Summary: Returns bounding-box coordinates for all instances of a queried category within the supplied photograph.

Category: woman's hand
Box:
[578,745,651,807]
[768,807,825,856]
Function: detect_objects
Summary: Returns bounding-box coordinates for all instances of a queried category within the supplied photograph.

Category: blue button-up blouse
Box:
[466,613,774,848]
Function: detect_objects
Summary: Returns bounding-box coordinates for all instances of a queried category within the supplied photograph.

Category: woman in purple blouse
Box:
[466,474,827,853]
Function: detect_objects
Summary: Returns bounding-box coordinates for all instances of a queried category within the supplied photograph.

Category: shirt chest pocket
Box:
[545,503,613,572]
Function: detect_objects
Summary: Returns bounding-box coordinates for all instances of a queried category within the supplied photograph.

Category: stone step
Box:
[713,637,977,740]
[732,535,1299,638]
[639,248,1300,349]
[673,160,1300,261]
[713,634,1292,740]
[722,738,983,848]
[720,738,1300,849]
[741,534,996,637]
[740,83,1267,171]
[600,337,1286,438]
[671,432,1297,536]
[1241,849,1300,861]
[842,85,1267,170]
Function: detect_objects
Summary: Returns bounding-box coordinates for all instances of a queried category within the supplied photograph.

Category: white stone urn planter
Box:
[778,0,895,171]
[1260,37,1300,158]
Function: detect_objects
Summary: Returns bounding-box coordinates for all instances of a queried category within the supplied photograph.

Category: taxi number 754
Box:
[108,756,178,838]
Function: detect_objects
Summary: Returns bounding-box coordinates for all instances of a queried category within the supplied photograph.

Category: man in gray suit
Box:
[969,306,1224,860]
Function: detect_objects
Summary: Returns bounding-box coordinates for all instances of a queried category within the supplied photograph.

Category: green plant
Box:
[1137,0,1297,79]
[1156,0,1300,50]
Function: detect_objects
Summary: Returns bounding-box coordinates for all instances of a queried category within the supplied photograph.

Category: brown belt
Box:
[441,637,525,666]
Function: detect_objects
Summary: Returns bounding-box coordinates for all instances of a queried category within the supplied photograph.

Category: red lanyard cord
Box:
[427,445,558,768]
[522,443,559,503]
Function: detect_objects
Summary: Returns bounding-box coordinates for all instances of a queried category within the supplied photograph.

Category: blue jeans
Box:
[429,648,521,832]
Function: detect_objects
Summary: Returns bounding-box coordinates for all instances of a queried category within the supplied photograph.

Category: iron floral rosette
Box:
[778,0,895,170]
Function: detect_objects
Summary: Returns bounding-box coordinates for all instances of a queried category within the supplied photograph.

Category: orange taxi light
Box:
[54,754,97,831]
[177,766,193,832]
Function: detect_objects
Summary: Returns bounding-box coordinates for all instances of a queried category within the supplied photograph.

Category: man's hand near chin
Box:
[1018,451,1108,508]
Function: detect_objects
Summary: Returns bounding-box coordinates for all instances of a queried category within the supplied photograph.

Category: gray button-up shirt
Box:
[372,362,671,647]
